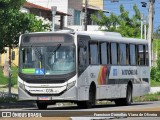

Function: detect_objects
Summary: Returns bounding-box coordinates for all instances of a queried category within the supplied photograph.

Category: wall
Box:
[68,0,82,10]
[83,0,104,9]
[0,48,19,66]
[67,25,106,31]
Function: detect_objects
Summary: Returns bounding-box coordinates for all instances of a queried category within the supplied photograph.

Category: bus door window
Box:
[78,41,87,75]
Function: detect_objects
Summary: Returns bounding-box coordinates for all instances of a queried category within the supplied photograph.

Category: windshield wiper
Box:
[49,44,61,57]
[31,45,42,59]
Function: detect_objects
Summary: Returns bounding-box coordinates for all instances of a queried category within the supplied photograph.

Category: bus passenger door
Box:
[77,35,90,100]
[77,35,89,85]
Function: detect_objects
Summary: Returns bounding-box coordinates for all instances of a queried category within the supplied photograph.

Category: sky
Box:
[103,0,160,32]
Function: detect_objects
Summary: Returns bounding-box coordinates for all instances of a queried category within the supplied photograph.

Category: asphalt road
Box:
[0,101,160,120]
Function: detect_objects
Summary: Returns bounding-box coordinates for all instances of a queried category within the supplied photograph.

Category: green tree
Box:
[0,0,51,53]
[151,40,160,82]
[91,11,119,32]
[91,4,141,38]
[118,4,141,37]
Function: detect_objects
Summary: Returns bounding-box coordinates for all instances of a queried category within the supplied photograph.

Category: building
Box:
[22,2,70,30]
[68,0,108,31]
[27,0,82,27]
[27,0,108,31]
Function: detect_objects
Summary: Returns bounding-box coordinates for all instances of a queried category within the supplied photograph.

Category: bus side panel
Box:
[77,67,90,101]
[132,84,142,97]
[77,86,89,101]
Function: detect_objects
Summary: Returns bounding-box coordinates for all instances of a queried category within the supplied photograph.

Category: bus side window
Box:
[126,44,130,65]
[145,45,149,66]
[108,43,111,64]
[89,42,99,64]
[136,45,139,65]
[129,44,136,65]
[119,43,127,65]
[100,42,108,64]
[111,42,118,65]
[138,45,145,65]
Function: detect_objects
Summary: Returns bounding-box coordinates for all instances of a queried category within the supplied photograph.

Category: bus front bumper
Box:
[18,86,78,101]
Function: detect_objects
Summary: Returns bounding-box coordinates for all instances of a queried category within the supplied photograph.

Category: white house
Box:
[27,0,82,27]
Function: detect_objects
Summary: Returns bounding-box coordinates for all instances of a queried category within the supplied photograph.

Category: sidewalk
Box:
[0,91,36,109]
[150,87,160,94]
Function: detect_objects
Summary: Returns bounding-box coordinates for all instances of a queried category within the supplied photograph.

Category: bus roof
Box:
[75,31,148,45]
[20,30,148,45]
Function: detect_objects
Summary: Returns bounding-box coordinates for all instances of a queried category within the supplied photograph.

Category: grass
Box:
[133,92,160,102]
[151,80,160,87]
[0,66,18,87]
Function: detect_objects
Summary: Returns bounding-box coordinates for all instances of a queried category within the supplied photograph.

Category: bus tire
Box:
[125,84,132,105]
[37,101,48,110]
[115,84,132,106]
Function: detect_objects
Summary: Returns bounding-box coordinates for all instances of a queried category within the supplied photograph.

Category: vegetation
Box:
[0,95,17,103]
[91,4,141,38]
[133,92,160,102]
[0,0,51,54]
[150,40,160,84]
[0,66,18,86]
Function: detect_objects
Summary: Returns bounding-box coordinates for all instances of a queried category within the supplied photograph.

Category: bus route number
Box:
[46,89,54,93]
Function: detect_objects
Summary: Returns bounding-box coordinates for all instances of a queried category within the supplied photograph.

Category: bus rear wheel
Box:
[115,84,132,106]
[37,101,48,110]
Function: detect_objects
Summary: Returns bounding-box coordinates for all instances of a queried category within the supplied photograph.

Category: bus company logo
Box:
[122,69,137,75]
[2,112,11,117]
[113,69,118,76]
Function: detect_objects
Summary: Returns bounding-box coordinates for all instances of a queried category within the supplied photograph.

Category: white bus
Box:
[18,30,150,109]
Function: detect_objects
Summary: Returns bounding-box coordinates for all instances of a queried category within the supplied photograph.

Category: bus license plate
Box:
[38,96,51,100]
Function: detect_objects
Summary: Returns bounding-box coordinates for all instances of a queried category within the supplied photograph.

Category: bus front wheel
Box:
[37,101,48,110]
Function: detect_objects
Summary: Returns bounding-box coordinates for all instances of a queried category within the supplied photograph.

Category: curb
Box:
[150,87,160,94]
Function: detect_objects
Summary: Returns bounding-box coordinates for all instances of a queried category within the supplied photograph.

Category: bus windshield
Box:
[19,44,76,75]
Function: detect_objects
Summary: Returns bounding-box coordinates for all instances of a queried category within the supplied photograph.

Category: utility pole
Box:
[8,47,12,97]
[147,0,155,67]
[51,6,57,32]
[84,0,88,31]
[141,13,144,39]
[144,18,147,40]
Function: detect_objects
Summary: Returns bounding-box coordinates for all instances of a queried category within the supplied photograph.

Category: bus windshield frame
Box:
[19,34,76,76]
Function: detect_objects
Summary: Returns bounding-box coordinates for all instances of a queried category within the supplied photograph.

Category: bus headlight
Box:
[18,82,25,90]
[67,81,76,90]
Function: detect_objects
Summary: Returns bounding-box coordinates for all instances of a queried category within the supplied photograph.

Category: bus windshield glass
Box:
[19,44,76,75]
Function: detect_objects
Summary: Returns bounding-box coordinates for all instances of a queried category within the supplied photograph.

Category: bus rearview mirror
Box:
[12,51,15,60]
